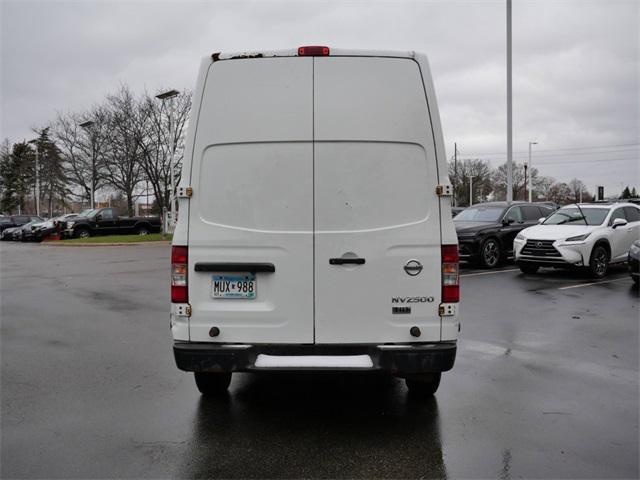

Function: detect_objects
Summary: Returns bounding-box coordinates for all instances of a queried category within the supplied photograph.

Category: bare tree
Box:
[547,182,573,205]
[52,108,109,207]
[568,178,590,203]
[134,90,191,213]
[104,85,145,215]
[448,158,493,206]
[492,162,537,201]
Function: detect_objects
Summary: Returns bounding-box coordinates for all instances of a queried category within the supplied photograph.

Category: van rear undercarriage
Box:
[173,341,457,374]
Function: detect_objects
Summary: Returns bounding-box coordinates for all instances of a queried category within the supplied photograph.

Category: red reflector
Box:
[298,46,330,56]
[442,245,459,263]
[171,246,188,303]
[443,285,460,303]
[172,246,188,264]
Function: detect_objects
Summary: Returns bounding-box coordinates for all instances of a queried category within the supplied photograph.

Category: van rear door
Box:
[188,57,314,344]
[313,57,442,344]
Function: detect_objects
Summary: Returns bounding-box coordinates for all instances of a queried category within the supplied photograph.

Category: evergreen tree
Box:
[621,186,631,199]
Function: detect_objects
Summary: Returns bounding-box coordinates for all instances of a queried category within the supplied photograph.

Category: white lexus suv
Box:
[514,203,640,278]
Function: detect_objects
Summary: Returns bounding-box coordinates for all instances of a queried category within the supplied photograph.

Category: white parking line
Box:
[558,277,629,290]
[461,268,520,278]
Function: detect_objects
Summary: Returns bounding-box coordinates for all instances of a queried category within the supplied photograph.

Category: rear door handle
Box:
[329,258,365,265]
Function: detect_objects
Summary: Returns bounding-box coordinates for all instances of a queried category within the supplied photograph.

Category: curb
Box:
[43,241,171,247]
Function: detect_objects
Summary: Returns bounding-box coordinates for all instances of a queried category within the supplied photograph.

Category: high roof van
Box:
[170,46,460,396]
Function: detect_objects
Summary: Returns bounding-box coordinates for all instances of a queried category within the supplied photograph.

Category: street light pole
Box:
[469,176,476,206]
[528,141,537,202]
[28,139,40,217]
[79,120,96,209]
[506,0,513,204]
[156,89,180,229]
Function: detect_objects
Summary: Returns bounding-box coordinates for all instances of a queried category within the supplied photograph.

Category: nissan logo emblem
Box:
[404,260,423,276]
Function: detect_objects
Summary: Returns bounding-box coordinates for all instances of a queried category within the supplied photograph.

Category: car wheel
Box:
[480,238,501,268]
[76,228,91,239]
[136,226,150,236]
[588,245,609,279]
[405,372,441,397]
[519,264,539,274]
[194,372,232,396]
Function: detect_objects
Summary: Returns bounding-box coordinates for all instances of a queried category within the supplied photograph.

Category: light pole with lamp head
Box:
[155,89,180,229]
[528,141,538,202]
[79,120,96,209]
[27,138,40,217]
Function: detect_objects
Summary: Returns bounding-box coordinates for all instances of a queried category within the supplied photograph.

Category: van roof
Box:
[212,48,418,62]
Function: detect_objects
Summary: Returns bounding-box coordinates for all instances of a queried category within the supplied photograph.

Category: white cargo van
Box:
[170,46,459,396]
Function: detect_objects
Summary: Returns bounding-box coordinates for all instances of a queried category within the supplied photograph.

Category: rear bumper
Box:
[173,341,457,374]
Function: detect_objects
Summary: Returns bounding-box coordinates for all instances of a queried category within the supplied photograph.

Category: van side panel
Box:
[187,58,315,344]
[415,54,459,341]
[313,57,442,343]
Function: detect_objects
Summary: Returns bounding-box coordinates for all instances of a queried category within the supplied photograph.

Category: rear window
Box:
[0,217,11,224]
[521,205,541,221]
[455,207,505,222]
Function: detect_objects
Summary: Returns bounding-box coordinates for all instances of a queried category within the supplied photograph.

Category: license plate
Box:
[211,273,256,299]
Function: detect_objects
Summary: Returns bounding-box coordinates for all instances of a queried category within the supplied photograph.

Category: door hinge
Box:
[436,184,453,196]
[177,186,193,198]
[439,303,457,317]
[173,303,192,316]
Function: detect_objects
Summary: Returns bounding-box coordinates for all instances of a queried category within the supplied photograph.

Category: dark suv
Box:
[454,202,555,268]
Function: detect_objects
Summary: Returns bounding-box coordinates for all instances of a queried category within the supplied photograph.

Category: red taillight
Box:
[171,246,188,303]
[442,245,459,303]
[298,46,330,56]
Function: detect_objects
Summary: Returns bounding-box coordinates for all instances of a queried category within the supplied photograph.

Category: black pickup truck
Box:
[60,208,162,239]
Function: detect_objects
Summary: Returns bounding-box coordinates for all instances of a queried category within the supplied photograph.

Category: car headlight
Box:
[566,233,591,242]
[630,243,640,254]
[515,233,525,241]
[67,221,75,228]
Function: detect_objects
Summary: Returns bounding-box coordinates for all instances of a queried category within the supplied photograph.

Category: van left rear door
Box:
[187,57,315,344]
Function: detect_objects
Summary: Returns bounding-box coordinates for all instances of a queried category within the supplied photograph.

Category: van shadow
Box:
[177,372,447,479]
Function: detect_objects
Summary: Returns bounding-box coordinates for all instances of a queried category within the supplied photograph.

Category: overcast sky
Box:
[1,0,638,196]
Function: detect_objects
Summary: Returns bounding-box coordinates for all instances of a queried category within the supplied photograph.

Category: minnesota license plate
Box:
[211,273,256,299]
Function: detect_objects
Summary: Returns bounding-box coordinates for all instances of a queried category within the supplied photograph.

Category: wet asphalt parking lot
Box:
[1,242,638,479]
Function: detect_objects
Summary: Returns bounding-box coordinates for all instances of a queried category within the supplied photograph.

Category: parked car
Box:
[171,47,460,397]
[31,213,78,242]
[61,208,161,239]
[0,215,42,234]
[451,207,465,217]
[514,203,640,278]
[454,202,555,268]
[1,226,21,240]
[12,220,43,241]
[627,240,639,286]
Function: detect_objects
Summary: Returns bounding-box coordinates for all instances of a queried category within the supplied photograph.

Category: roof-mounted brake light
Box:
[298,46,330,56]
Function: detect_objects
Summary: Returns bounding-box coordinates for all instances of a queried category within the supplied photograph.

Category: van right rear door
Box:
[313,56,443,344]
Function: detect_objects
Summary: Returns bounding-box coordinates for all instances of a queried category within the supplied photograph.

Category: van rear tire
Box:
[194,372,232,396]
[405,372,441,396]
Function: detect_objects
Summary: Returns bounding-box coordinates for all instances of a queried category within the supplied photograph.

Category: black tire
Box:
[75,227,91,239]
[588,245,609,279]
[194,372,232,396]
[405,372,442,397]
[136,225,150,236]
[479,238,501,268]
[519,264,539,274]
